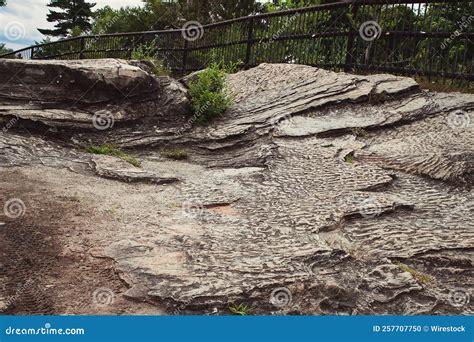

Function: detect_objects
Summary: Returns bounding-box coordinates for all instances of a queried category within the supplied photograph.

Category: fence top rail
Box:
[0,0,465,58]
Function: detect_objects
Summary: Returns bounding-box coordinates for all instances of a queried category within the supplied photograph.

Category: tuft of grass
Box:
[344,151,355,164]
[85,144,142,168]
[161,148,190,160]
[131,42,169,76]
[397,262,433,284]
[228,304,252,316]
[350,127,368,137]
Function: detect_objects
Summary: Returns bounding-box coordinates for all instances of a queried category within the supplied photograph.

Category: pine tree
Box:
[38,0,96,37]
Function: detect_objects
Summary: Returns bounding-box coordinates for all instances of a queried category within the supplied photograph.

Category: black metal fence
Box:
[1,0,473,84]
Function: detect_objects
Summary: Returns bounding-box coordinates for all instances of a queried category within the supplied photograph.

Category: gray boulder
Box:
[0,58,190,129]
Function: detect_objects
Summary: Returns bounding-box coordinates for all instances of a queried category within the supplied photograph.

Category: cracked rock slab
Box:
[92,155,180,184]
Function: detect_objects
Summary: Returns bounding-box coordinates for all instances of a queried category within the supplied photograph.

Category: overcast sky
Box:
[0,0,145,50]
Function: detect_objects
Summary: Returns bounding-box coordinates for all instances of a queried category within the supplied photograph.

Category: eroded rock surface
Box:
[1,62,472,315]
[0,59,190,128]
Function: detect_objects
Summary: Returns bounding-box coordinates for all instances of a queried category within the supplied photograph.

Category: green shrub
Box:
[188,62,233,125]
[131,43,169,76]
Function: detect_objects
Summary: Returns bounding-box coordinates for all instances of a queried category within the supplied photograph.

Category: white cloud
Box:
[0,0,144,50]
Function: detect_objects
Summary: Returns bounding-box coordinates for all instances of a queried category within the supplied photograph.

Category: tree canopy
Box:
[38,0,96,37]
[0,43,13,55]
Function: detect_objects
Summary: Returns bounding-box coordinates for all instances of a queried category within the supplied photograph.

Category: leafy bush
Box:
[131,43,169,76]
[188,62,233,124]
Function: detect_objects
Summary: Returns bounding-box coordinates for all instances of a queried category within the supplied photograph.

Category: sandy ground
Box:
[0,166,173,315]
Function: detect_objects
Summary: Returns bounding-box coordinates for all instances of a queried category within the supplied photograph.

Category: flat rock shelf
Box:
[0,61,472,315]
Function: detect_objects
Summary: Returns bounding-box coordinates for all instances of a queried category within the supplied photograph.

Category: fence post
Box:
[182,39,189,75]
[30,47,35,60]
[344,1,359,72]
[79,37,85,59]
[244,17,254,69]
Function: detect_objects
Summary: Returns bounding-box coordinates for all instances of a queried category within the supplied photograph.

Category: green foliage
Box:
[0,0,6,6]
[39,0,96,37]
[344,151,355,164]
[161,148,190,160]
[188,62,233,124]
[85,144,142,168]
[92,6,156,34]
[229,304,253,316]
[0,43,13,56]
[397,262,433,284]
[91,1,263,34]
[131,43,169,76]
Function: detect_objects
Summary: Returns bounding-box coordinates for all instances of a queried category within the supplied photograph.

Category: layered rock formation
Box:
[0,58,189,128]
[0,61,472,315]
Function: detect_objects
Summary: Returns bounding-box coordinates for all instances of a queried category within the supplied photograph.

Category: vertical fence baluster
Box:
[245,17,254,69]
[344,1,359,72]
[182,38,189,75]
[79,37,85,59]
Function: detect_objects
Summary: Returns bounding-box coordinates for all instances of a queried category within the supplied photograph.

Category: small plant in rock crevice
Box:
[344,151,355,164]
[85,144,142,168]
[396,262,433,284]
[228,303,253,316]
[188,61,234,125]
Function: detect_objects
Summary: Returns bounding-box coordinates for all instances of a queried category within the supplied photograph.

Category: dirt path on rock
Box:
[0,168,164,315]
